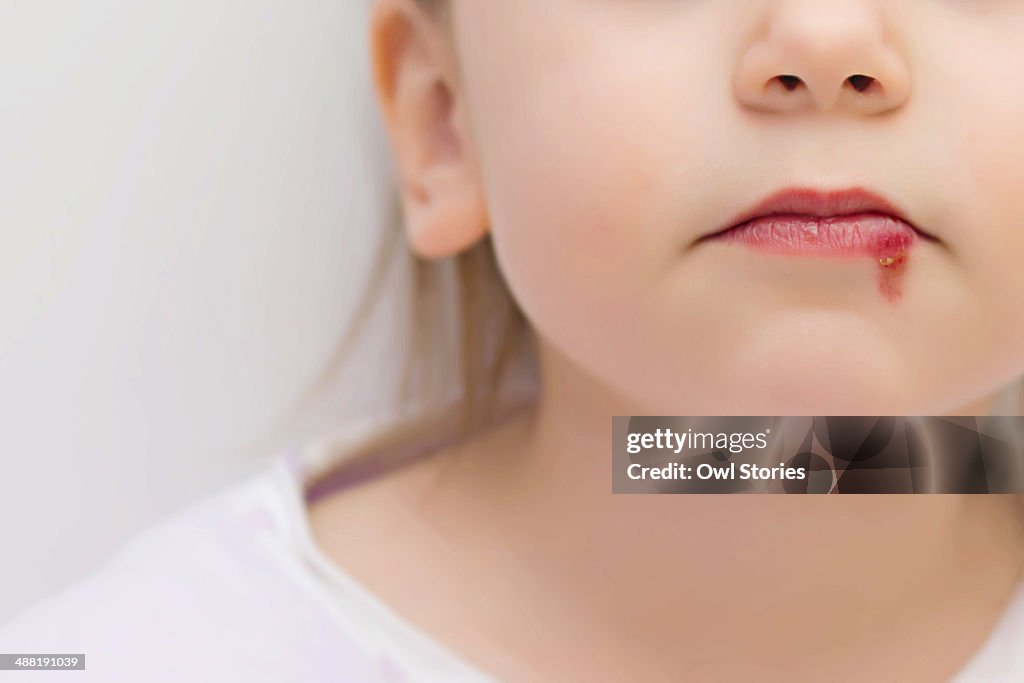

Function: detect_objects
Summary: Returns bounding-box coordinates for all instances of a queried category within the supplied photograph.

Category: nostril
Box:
[847,74,876,93]
[776,75,802,91]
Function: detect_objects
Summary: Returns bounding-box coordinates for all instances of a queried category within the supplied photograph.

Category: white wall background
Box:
[0,0,403,621]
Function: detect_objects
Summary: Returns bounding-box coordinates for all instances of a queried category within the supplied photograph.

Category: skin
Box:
[310,1,1024,680]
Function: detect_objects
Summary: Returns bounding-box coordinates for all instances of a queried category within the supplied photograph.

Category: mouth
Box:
[696,187,940,258]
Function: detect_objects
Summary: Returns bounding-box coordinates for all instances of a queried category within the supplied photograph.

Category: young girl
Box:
[4,0,1024,680]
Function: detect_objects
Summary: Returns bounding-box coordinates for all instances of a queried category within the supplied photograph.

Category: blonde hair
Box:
[247,193,535,481]
[231,0,533,478]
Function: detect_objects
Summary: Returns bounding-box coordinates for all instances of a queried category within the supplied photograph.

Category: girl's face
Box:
[385,1,1024,415]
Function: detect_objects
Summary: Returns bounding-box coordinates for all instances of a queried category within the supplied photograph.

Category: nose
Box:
[734,0,911,115]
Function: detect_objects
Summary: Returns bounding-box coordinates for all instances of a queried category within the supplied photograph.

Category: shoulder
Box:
[0,465,404,683]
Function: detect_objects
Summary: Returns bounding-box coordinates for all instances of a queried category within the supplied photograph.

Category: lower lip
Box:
[710,213,918,303]
[713,213,916,259]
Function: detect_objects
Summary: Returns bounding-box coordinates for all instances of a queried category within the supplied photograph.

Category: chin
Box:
[683,362,933,416]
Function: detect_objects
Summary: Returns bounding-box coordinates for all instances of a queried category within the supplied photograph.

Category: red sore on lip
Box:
[872,230,914,259]
[714,214,917,303]
[708,187,928,305]
[872,230,913,304]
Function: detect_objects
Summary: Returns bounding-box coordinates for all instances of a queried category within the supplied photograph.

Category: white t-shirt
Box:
[3,419,1024,682]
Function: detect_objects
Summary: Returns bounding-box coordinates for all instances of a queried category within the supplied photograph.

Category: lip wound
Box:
[717,213,916,302]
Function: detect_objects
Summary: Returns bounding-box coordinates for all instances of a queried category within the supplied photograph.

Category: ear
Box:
[370,0,488,260]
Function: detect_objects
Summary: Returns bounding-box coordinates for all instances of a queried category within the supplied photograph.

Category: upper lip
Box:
[703,187,938,242]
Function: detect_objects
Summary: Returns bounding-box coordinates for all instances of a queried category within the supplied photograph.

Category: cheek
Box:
[969,126,1024,352]
[478,91,671,353]
[477,90,736,413]
[457,23,715,345]
[949,44,1024,344]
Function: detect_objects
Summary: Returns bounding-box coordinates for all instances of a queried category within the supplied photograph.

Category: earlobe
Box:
[404,165,489,260]
[370,0,489,260]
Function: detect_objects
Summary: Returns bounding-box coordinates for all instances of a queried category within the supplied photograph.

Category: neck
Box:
[431,341,1024,678]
